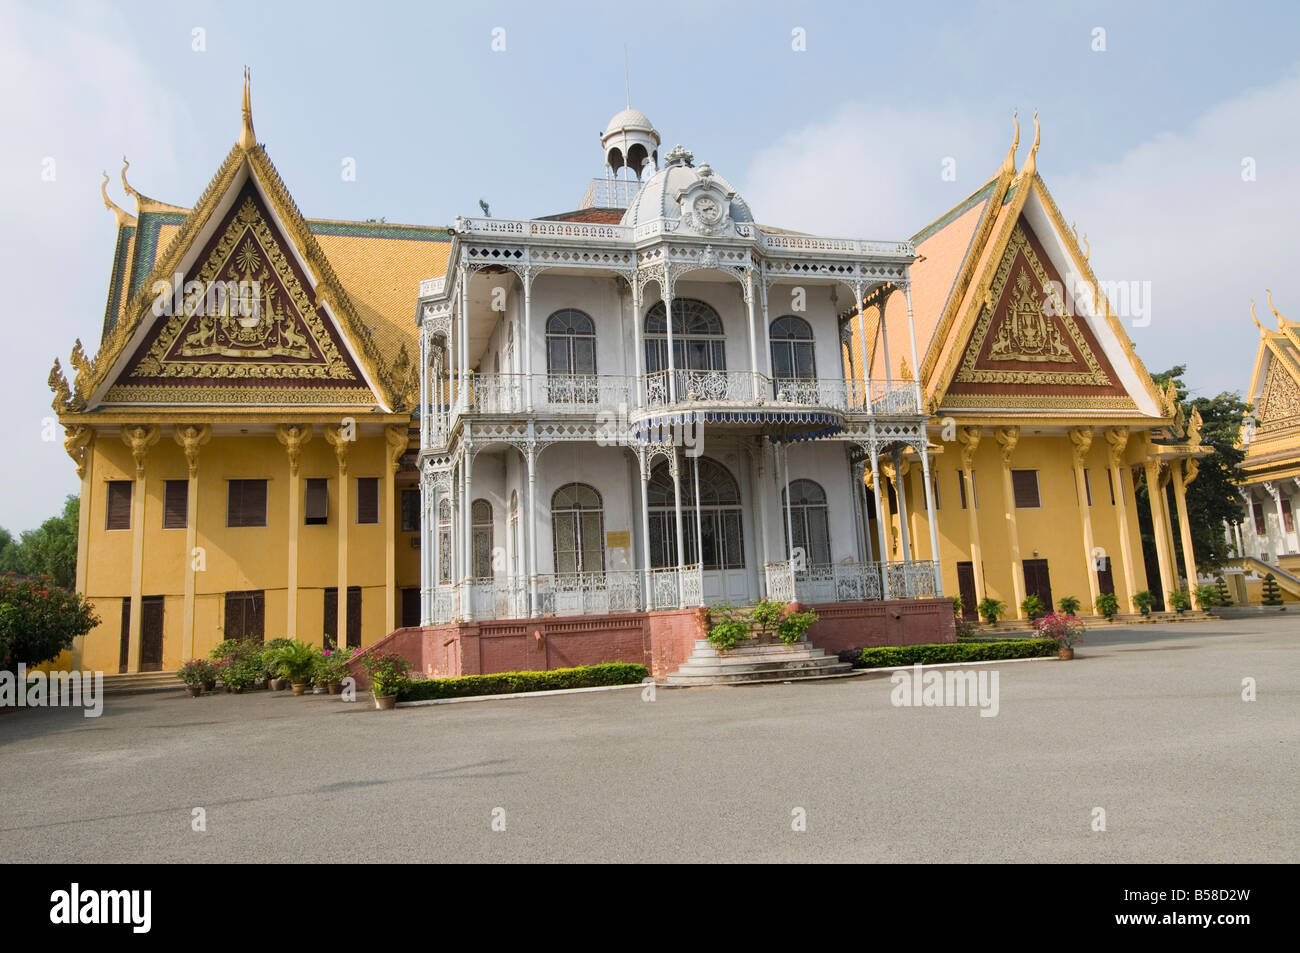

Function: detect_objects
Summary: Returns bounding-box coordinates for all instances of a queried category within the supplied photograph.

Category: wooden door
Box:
[401,588,421,629]
[347,587,362,648]
[1023,558,1053,613]
[1096,556,1115,596]
[118,600,130,674]
[224,591,265,643]
[955,562,978,620]
[140,596,164,672]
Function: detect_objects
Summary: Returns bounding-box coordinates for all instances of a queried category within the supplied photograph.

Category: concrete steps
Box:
[666,638,853,686]
[100,671,184,695]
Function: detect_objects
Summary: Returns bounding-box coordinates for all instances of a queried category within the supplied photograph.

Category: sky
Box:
[2,0,1298,532]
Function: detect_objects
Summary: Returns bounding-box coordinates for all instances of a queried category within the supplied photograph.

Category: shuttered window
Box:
[163,480,188,529]
[1107,469,1116,505]
[1012,470,1041,508]
[227,479,268,527]
[1253,502,1266,535]
[357,477,380,524]
[324,587,362,648]
[958,472,967,510]
[305,478,329,525]
[401,489,420,532]
[224,590,265,643]
[106,481,132,530]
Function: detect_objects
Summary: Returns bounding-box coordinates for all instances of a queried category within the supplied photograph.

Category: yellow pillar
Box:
[996,426,1026,618]
[1174,458,1203,607]
[1158,464,1180,592]
[120,425,159,673]
[385,424,408,633]
[957,427,985,605]
[326,425,352,648]
[174,425,211,661]
[1105,427,1138,613]
[1145,459,1177,605]
[276,425,311,640]
[1069,427,1101,615]
[65,427,95,670]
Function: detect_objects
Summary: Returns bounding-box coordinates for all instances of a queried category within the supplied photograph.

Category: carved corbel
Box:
[995,426,1020,466]
[1184,458,1200,488]
[1104,426,1130,469]
[1068,426,1093,469]
[120,424,161,478]
[173,424,212,478]
[64,426,95,480]
[275,424,313,477]
[386,424,409,474]
[324,424,352,474]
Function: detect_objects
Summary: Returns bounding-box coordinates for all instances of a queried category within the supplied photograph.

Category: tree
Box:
[3,496,79,589]
[0,573,99,671]
[1146,367,1250,569]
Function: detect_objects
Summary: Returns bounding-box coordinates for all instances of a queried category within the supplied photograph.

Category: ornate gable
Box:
[105,180,372,405]
[1257,353,1300,432]
[941,218,1135,411]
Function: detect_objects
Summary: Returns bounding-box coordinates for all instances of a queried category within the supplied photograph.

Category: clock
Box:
[694,195,723,225]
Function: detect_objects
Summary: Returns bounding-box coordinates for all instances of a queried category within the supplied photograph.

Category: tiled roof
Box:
[535,208,626,224]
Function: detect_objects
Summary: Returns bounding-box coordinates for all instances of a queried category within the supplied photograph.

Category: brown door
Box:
[401,588,421,628]
[955,562,978,620]
[1096,556,1115,596]
[347,587,362,648]
[1023,558,1053,613]
[140,596,164,672]
[224,591,265,643]
[324,587,362,648]
[118,599,131,674]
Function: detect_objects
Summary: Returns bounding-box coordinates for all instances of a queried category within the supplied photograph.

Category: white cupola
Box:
[601,108,660,181]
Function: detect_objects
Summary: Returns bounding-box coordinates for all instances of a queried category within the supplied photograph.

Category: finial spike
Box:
[1000,108,1020,175]
[1266,287,1289,327]
[239,66,256,149]
[1251,298,1264,333]
[624,45,630,110]
[100,170,134,227]
[1020,109,1041,177]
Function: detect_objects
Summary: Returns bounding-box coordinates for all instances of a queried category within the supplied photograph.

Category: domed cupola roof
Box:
[620,145,754,235]
[604,108,657,138]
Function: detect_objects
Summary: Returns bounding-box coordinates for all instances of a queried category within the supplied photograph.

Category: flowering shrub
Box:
[361,651,411,697]
[1034,612,1086,648]
[0,572,99,671]
[215,655,260,692]
[707,599,819,651]
[177,658,216,689]
[314,641,350,683]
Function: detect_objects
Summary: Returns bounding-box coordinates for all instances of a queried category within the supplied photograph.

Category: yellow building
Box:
[49,76,446,672]
[847,114,1211,619]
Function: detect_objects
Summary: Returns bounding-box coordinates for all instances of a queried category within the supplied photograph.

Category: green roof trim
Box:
[128,211,188,301]
[307,220,451,241]
[100,224,136,339]
[911,179,997,245]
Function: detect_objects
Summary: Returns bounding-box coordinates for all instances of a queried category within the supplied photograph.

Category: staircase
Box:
[1221,556,1300,601]
[100,671,184,696]
[666,638,853,686]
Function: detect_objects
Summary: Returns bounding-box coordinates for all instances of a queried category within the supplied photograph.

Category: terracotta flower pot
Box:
[373,694,397,710]
[185,684,202,697]
[291,682,307,696]
[327,682,342,695]
[1058,647,1075,661]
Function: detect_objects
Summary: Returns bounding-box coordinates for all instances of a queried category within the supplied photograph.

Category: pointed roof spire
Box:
[1251,298,1265,334]
[1267,288,1291,328]
[120,156,188,215]
[100,171,135,227]
[239,66,256,150]
[1000,109,1020,176]
[1020,109,1041,178]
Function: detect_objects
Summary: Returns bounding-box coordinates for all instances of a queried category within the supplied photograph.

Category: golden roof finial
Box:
[1266,287,1290,327]
[100,170,135,227]
[1250,297,1265,333]
[1082,232,1090,261]
[239,66,256,149]
[120,156,188,215]
[1000,108,1019,176]
[1020,109,1041,178]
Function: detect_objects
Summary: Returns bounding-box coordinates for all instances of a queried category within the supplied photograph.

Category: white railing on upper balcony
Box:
[765,559,939,604]
[645,369,757,406]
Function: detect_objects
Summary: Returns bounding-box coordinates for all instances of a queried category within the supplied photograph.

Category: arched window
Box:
[552,483,604,575]
[437,498,452,584]
[782,479,831,567]
[770,315,816,379]
[472,499,493,579]
[546,309,596,375]
[648,457,744,570]
[644,298,725,373]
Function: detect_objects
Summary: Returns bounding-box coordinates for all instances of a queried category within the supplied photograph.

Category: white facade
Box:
[414,118,941,623]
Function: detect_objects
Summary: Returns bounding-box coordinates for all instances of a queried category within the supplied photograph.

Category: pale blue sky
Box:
[3,0,1298,530]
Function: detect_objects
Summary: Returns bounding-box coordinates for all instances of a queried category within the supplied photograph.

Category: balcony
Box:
[765,559,940,603]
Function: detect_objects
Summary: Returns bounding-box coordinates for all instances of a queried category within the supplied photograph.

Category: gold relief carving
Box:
[1104,426,1129,468]
[132,194,355,382]
[1259,360,1300,424]
[995,426,1019,465]
[324,424,352,475]
[1068,426,1093,468]
[172,424,212,477]
[64,426,94,479]
[1186,406,1204,445]
[48,359,71,413]
[956,225,1112,387]
[103,384,374,405]
[957,426,982,471]
[941,394,1137,410]
[1157,462,1173,490]
[385,424,408,474]
[899,357,913,381]
[275,424,313,477]
[1183,458,1200,487]
[120,424,160,477]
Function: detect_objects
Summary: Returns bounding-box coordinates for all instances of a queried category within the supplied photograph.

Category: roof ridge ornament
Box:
[239,66,256,149]
[1019,110,1041,179]
[1250,297,1265,334]
[1001,108,1020,176]
[664,144,693,168]
[1267,288,1291,328]
[100,170,135,227]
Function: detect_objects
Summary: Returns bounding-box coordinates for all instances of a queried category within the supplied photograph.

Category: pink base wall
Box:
[347,598,953,684]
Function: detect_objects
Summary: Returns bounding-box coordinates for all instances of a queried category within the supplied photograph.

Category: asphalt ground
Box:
[1,616,1295,863]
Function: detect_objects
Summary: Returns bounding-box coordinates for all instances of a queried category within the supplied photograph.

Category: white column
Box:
[632,280,644,409]
[527,443,539,616]
[855,282,868,410]
[419,327,429,448]
[860,468,875,563]
[760,278,773,378]
[523,270,534,412]
[672,449,685,606]
[692,452,704,606]
[639,456,652,608]
[850,461,865,562]
[745,273,760,400]
[870,446,890,599]
[458,267,469,403]
[664,286,677,403]
[903,285,924,412]
[918,444,942,595]
[880,291,893,389]
[1270,484,1288,555]
[462,447,474,621]
[781,441,796,567]
[893,449,912,561]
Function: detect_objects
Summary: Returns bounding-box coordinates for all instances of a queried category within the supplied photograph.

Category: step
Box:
[681,646,830,663]
[667,661,854,685]
[673,657,844,677]
[688,641,818,657]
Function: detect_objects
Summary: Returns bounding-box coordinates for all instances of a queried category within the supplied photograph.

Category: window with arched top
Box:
[437,498,452,584]
[782,479,831,567]
[546,309,597,375]
[551,483,604,575]
[644,298,725,373]
[472,499,493,579]
[647,457,745,570]
[770,315,817,379]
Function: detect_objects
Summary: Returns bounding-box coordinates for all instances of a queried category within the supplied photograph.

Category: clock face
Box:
[695,196,722,225]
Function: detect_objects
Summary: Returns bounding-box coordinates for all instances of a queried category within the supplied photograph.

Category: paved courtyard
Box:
[1,617,1295,863]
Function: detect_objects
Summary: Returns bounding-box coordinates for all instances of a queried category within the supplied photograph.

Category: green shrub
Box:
[1261,573,1284,606]
[268,639,320,684]
[977,597,1006,624]
[1195,584,1217,609]
[1057,595,1081,616]
[1168,589,1191,612]
[1214,576,1233,607]
[857,639,1057,668]
[399,663,649,701]
[706,599,817,650]
[361,651,411,697]
[1095,592,1119,620]
[1020,594,1046,620]
[0,573,100,671]
[951,595,963,617]
[1133,590,1154,615]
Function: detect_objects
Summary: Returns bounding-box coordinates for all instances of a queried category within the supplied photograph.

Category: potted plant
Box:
[1168,589,1191,613]
[1020,594,1046,621]
[1195,583,1217,610]
[218,656,258,694]
[263,638,293,689]
[268,639,321,695]
[176,659,212,697]
[705,599,817,652]
[361,652,411,710]
[317,642,349,694]
[977,597,1006,625]
[1095,592,1119,621]
[1035,612,1085,660]
[1057,595,1081,616]
[1133,590,1154,617]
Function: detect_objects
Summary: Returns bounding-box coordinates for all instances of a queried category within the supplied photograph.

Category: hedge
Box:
[857,639,1057,668]
[398,662,649,701]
